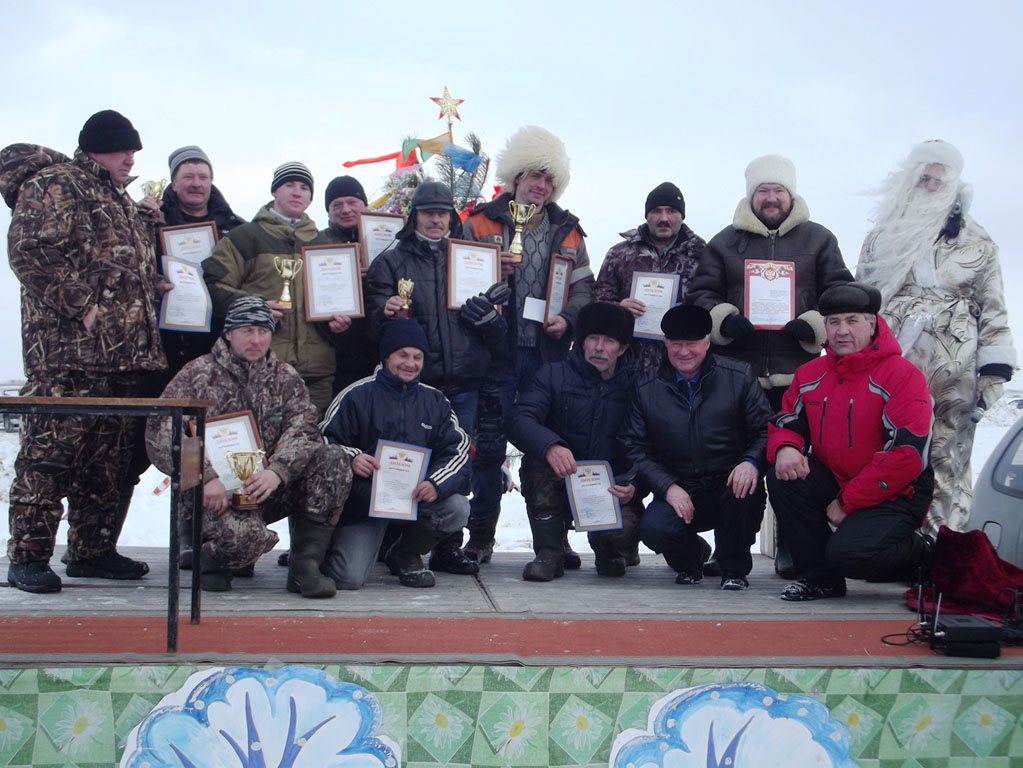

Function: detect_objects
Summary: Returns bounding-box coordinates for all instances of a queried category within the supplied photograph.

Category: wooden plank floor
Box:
[2,547,1019,667]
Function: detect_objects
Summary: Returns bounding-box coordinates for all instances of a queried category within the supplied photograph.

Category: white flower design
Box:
[0,709,26,752]
[52,699,103,757]
[556,701,603,752]
[493,701,539,759]
[417,697,466,751]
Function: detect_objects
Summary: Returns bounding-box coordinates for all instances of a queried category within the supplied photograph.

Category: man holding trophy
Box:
[366,181,508,576]
[461,126,594,565]
[202,161,338,414]
[147,297,351,596]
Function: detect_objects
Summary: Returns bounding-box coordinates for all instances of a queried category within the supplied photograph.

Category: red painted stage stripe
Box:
[6,615,1019,663]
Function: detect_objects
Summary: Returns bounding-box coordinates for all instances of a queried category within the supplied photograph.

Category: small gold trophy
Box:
[225,450,267,510]
[273,257,304,310]
[141,178,167,204]
[395,278,414,319]
[508,200,537,263]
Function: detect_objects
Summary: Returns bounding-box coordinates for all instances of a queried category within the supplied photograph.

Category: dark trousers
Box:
[767,460,932,584]
[640,479,765,577]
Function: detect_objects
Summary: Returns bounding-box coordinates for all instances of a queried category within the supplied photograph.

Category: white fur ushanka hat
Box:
[495,125,571,203]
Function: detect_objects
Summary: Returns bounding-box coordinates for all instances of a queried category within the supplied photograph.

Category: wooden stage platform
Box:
[2,547,1019,668]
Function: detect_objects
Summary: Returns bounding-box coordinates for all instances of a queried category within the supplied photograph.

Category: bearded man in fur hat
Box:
[857,140,1015,534]
[460,126,595,565]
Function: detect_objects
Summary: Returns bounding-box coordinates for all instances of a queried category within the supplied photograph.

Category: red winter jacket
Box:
[767,315,932,512]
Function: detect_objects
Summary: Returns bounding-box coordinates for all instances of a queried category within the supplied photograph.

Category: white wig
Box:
[857,140,970,305]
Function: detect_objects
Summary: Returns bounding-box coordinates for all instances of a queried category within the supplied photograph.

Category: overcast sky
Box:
[1,0,1020,382]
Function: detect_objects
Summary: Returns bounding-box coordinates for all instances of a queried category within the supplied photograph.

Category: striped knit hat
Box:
[271,161,314,193]
[223,296,277,334]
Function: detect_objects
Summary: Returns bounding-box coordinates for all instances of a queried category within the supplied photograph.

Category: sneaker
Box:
[720,575,749,591]
[463,538,494,564]
[8,562,62,594]
[780,578,847,601]
[675,570,703,585]
[65,552,149,580]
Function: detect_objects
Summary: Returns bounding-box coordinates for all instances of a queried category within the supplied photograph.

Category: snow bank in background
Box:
[1,393,1020,555]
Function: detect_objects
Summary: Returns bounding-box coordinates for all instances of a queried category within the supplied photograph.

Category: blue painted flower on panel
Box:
[609,682,857,768]
[120,666,400,768]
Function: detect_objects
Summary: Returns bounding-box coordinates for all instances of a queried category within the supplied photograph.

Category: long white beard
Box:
[858,174,959,305]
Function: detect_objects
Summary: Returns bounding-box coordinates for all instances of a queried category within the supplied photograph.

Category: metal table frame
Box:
[0,396,213,652]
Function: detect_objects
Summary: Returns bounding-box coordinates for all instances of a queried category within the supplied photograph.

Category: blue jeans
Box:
[469,348,543,526]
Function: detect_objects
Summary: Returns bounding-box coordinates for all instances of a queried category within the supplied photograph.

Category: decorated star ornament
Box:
[431,86,464,126]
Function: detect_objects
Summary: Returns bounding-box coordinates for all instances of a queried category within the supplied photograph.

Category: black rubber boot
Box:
[386,524,441,588]
[429,531,478,574]
[589,531,627,577]
[286,520,337,598]
[200,558,233,592]
[179,510,194,570]
[523,516,565,582]
[562,527,582,570]
[463,517,498,564]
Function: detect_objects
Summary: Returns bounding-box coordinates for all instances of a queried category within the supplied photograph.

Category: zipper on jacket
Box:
[847,399,854,448]
[819,396,828,443]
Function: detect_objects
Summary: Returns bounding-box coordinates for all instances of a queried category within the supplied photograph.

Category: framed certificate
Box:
[301,243,364,321]
[358,212,405,267]
[159,221,218,265]
[205,411,264,492]
[369,440,432,521]
[565,460,623,532]
[545,254,574,322]
[159,255,213,332]
[745,260,795,329]
[629,271,680,340]
[447,238,500,310]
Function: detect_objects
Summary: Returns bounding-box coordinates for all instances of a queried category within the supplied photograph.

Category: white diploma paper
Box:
[159,256,213,332]
[629,271,680,340]
[359,213,405,267]
[160,222,218,265]
[745,260,795,328]
[302,244,363,320]
[205,411,262,492]
[370,440,431,520]
[565,460,623,532]
[447,239,500,309]
[523,296,547,323]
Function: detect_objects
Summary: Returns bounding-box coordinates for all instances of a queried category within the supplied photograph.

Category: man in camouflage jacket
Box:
[147,297,351,596]
[595,182,706,375]
[1,110,167,594]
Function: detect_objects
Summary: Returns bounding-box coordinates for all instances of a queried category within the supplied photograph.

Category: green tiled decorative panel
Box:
[0,665,1019,766]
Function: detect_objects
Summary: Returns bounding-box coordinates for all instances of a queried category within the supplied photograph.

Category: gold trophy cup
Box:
[507,200,537,263]
[273,257,304,310]
[395,278,414,319]
[225,450,267,510]
[141,178,167,204]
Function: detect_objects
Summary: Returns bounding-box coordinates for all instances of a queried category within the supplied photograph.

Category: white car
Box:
[970,411,1023,568]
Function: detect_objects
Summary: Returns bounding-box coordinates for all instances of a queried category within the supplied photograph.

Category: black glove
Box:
[460,296,506,336]
[483,281,511,306]
[720,314,755,341]
[783,318,816,343]
[978,363,1013,382]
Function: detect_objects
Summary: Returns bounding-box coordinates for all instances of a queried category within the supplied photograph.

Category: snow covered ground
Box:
[1,393,1020,556]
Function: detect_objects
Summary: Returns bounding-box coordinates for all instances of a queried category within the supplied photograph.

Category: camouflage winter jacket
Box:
[146,337,325,486]
[201,205,335,378]
[594,223,706,374]
[1,144,166,375]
